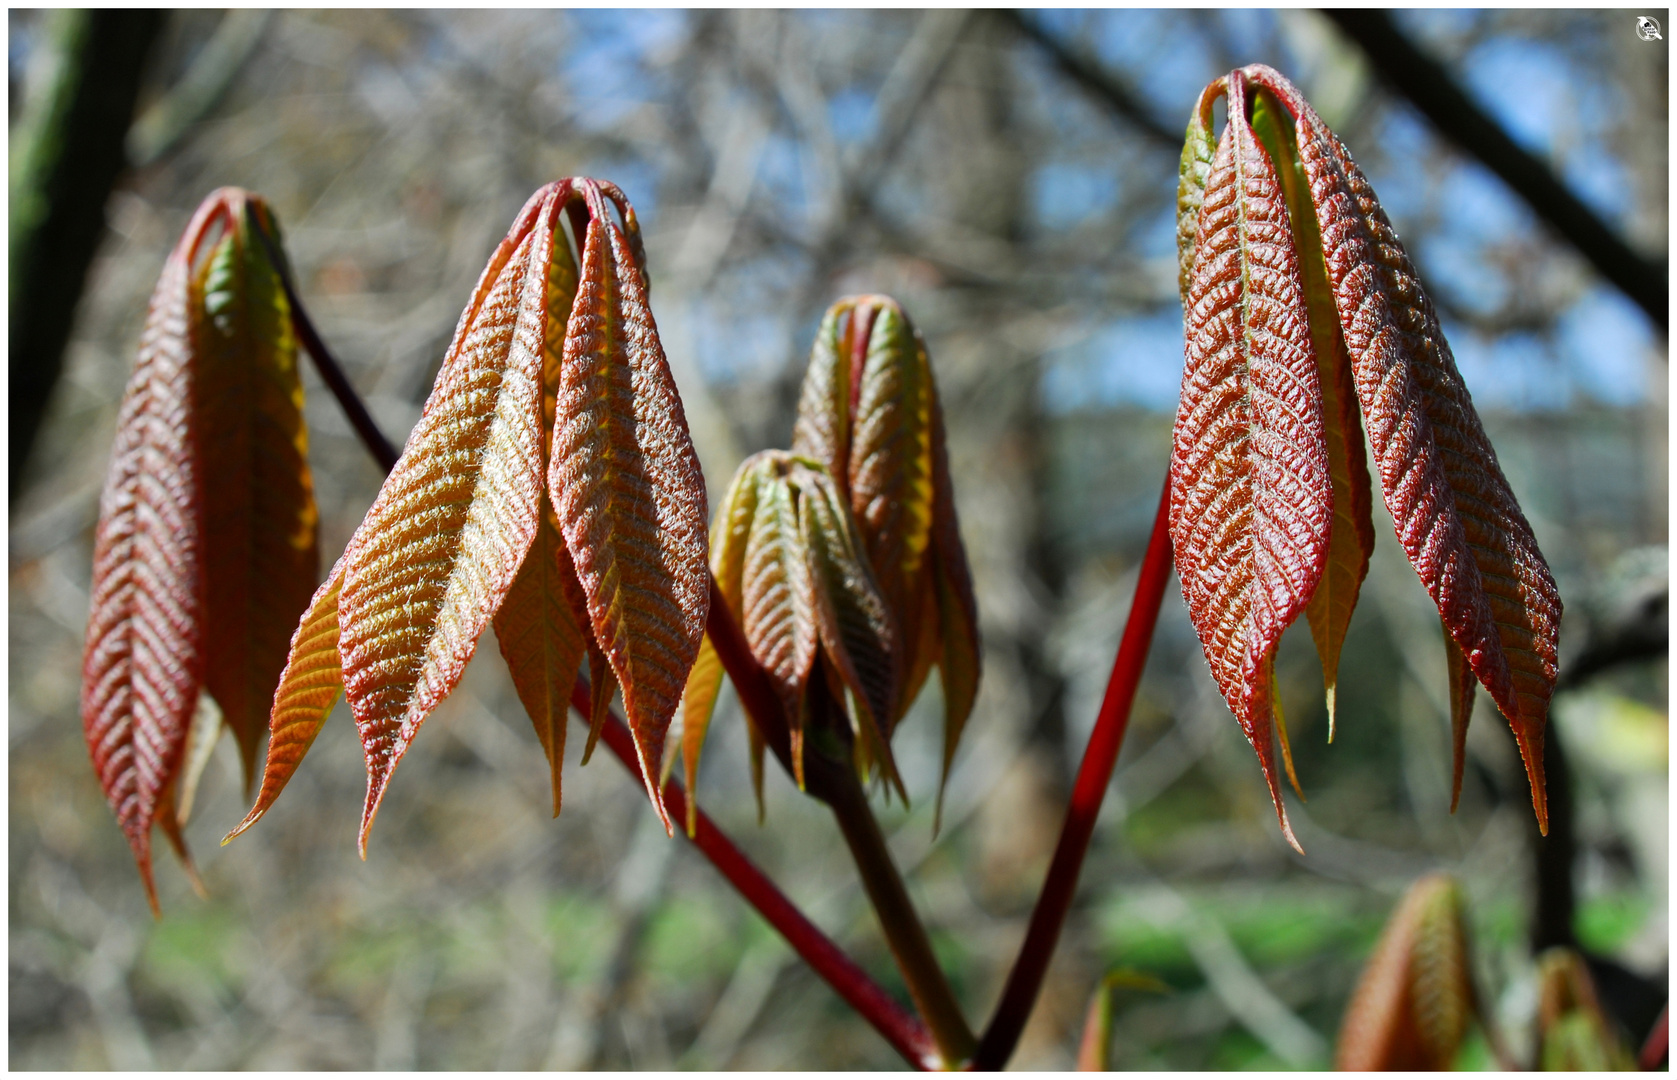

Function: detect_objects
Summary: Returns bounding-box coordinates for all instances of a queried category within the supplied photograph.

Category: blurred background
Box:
[9,8,1666,1069]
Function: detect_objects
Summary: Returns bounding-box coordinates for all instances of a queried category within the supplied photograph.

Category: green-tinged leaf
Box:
[1536,949,1635,1071]
[741,456,819,787]
[1176,78,1227,304]
[1250,88,1373,741]
[1443,620,1475,812]
[582,643,616,766]
[339,192,556,856]
[195,196,319,794]
[929,399,980,829]
[1335,873,1477,1070]
[798,465,902,793]
[1077,971,1169,1071]
[549,180,710,834]
[224,557,346,843]
[790,300,856,488]
[676,634,723,835]
[174,692,223,827]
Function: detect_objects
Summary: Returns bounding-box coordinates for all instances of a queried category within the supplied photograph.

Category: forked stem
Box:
[283,268,936,1070]
[974,479,1174,1068]
[569,678,940,1069]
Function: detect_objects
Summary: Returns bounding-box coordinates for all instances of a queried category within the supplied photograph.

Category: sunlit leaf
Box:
[740,455,818,786]
[224,557,346,843]
[195,198,319,792]
[1335,873,1477,1070]
[1169,75,1332,851]
[1244,63,1562,832]
[1176,78,1226,304]
[549,180,710,833]
[1250,87,1374,739]
[82,196,218,915]
[174,692,223,827]
[928,399,980,828]
[339,191,555,855]
[494,224,585,817]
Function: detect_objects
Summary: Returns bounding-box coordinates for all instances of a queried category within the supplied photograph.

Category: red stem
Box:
[974,479,1174,1069]
[1640,1004,1668,1071]
[569,677,938,1070]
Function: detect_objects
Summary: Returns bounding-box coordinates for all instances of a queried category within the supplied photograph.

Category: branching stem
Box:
[974,478,1174,1068]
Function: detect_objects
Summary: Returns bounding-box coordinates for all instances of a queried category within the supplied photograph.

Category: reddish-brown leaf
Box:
[1335,873,1477,1070]
[494,221,585,817]
[224,556,346,842]
[195,196,319,791]
[1170,76,1333,850]
[339,189,555,854]
[81,197,220,914]
[549,180,710,832]
[1245,63,1562,831]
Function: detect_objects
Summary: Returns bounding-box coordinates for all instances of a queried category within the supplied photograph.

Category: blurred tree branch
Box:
[1324,10,1669,331]
[9,9,163,498]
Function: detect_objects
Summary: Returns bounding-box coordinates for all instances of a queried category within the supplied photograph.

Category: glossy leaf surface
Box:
[1170,75,1332,849]
[1243,63,1562,831]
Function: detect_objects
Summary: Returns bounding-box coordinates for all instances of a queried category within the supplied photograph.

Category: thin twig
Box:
[244,204,401,472]
[975,478,1174,1068]
[567,677,939,1071]
[993,10,1178,148]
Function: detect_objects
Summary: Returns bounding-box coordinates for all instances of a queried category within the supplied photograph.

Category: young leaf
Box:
[173,693,223,827]
[82,209,206,914]
[195,199,320,792]
[1243,63,1562,831]
[339,192,555,854]
[792,294,980,808]
[740,455,819,786]
[1535,948,1635,1071]
[224,557,346,843]
[548,180,711,831]
[1176,77,1227,303]
[1249,87,1374,739]
[1335,873,1477,1070]
[1169,75,1333,850]
[494,221,586,817]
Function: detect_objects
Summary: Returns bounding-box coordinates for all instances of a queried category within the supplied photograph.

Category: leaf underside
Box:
[1245,64,1561,831]
[196,209,319,793]
[225,557,347,842]
[82,207,209,915]
[1170,78,1332,852]
[549,187,710,833]
[339,198,554,856]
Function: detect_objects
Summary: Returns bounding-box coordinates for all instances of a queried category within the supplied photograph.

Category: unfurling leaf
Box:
[791,295,980,818]
[1240,64,1561,831]
[82,188,318,913]
[550,180,710,831]
[695,451,899,801]
[1535,948,1636,1071]
[195,199,319,792]
[1076,970,1169,1071]
[1169,74,1332,850]
[1335,873,1478,1070]
[223,557,346,843]
[231,179,710,853]
[1174,65,1561,840]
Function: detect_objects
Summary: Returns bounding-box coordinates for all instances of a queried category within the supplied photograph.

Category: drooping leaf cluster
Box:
[1171,64,1562,847]
[682,296,980,830]
[81,188,317,912]
[226,178,710,853]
